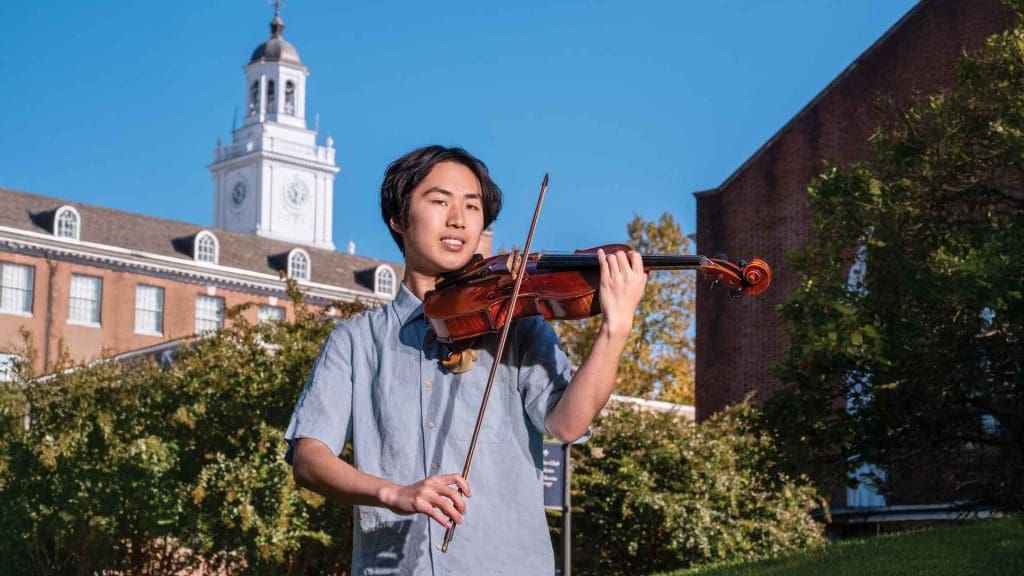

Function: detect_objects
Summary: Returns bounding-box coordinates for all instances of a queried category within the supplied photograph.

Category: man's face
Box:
[391,161,485,277]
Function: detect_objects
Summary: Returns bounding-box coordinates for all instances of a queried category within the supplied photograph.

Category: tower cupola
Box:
[209,4,339,251]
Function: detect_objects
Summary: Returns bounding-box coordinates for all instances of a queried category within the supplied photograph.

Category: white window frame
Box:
[374,264,396,297]
[54,205,81,241]
[0,353,21,382]
[68,274,102,327]
[195,294,225,333]
[0,262,35,316]
[287,248,310,281]
[258,304,286,323]
[195,231,219,264]
[134,284,165,336]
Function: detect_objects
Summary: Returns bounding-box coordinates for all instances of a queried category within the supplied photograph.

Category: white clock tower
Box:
[209,7,338,250]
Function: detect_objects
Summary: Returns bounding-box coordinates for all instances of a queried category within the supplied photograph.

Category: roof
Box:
[0,186,402,295]
[696,2,926,198]
[249,15,302,66]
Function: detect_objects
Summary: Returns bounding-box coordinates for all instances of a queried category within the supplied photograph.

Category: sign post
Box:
[543,441,571,576]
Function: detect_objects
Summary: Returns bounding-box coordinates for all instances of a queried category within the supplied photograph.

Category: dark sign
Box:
[542,441,566,509]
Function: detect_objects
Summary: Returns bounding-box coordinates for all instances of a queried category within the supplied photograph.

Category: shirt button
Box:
[431,462,440,470]
[427,421,435,429]
[426,380,433,388]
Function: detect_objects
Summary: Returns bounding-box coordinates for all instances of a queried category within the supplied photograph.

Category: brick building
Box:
[694,0,1015,421]
[0,10,442,379]
[0,186,402,378]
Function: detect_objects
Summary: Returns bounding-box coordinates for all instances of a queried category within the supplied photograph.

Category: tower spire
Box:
[269,0,286,37]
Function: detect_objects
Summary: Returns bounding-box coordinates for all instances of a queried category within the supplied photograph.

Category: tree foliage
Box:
[558,213,696,403]
[572,404,825,576]
[0,286,363,575]
[768,9,1024,511]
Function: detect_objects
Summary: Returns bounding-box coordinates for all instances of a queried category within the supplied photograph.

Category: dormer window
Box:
[285,81,295,114]
[54,206,81,241]
[266,79,276,113]
[195,231,219,264]
[287,248,310,281]
[375,265,396,297]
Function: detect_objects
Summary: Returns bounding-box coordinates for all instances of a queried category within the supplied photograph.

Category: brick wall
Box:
[694,0,1015,420]
[0,252,311,376]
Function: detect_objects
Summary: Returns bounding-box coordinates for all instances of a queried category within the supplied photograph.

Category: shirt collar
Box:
[390,282,425,327]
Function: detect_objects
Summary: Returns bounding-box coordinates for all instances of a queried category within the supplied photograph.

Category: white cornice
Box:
[0,225,390,306]
[208,149,338,174]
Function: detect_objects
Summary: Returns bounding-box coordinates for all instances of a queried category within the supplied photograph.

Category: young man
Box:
[285,145,646,575]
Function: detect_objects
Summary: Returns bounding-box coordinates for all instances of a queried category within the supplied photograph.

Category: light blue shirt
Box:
[285,284,577,576]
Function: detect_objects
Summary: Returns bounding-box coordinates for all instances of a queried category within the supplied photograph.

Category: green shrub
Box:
[0,294,361,575]
[572,403,826,575]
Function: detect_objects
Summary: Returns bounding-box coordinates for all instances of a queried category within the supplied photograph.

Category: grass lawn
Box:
[658,518,1023,576]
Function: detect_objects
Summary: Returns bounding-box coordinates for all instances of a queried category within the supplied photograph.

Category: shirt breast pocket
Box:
[453,377,512,444]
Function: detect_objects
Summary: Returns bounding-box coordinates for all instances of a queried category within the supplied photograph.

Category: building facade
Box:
[694,0,1014,421]
[0,10,402,379]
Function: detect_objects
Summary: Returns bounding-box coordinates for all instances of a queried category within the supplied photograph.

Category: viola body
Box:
[423,243,771,344]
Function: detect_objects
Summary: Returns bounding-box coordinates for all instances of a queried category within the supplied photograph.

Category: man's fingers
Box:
[438,473,472,499]
[615,250,631,276]
[426,507,453,528]
[606,250,622,277]
[628,250,644,274]
[439,484,467,514]
[433,494,464,525]
[450,475,472,498]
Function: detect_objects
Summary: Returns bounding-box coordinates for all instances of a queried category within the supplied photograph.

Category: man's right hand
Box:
[378,474,472,528]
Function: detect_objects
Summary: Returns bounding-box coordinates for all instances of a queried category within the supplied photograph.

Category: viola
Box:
[428,173,770,553]
[424,245,771,344]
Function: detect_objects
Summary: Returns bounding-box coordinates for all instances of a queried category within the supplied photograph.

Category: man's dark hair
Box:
[380,145,503,254]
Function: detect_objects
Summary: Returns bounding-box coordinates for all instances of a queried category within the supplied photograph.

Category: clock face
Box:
[231,181,247,208]
[284,178,311,211]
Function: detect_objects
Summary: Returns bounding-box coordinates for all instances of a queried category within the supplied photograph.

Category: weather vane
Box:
[269,0,285,17]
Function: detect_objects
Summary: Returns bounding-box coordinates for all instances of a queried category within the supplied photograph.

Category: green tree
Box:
[557,213,696,403]
[572,404,824,575]
[0,286,364,575]
[768,6,1024,511]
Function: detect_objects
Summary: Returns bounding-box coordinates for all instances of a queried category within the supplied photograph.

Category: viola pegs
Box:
[738,259,748,269]
[709,278,720,292]
[730,288,744,299]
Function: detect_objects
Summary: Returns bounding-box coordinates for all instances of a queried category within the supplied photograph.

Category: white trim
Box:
[608,393,695,420]
[0,225,391,306]
[208,149,339,174]
[194,230,220,264]
[0,309,33,318]
[0,352,22,383]
[54,205,82,241]
[287,248,311,281]
[374,264,396,297]
[66,319,102,329]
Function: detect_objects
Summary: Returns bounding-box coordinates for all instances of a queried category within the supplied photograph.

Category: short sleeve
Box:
[516,317,590,442]
[284,326,354,464]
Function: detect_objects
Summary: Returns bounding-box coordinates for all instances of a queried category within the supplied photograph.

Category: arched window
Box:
[195,231,219,264]
[54,206,81,240]
[266,79,276,114]
[375,265,396,297]
[285,81,295,115]
[288,249,310,281]
[249,81,259,115]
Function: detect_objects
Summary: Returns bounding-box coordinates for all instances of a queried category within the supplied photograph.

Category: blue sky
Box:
[0,0,917,264]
